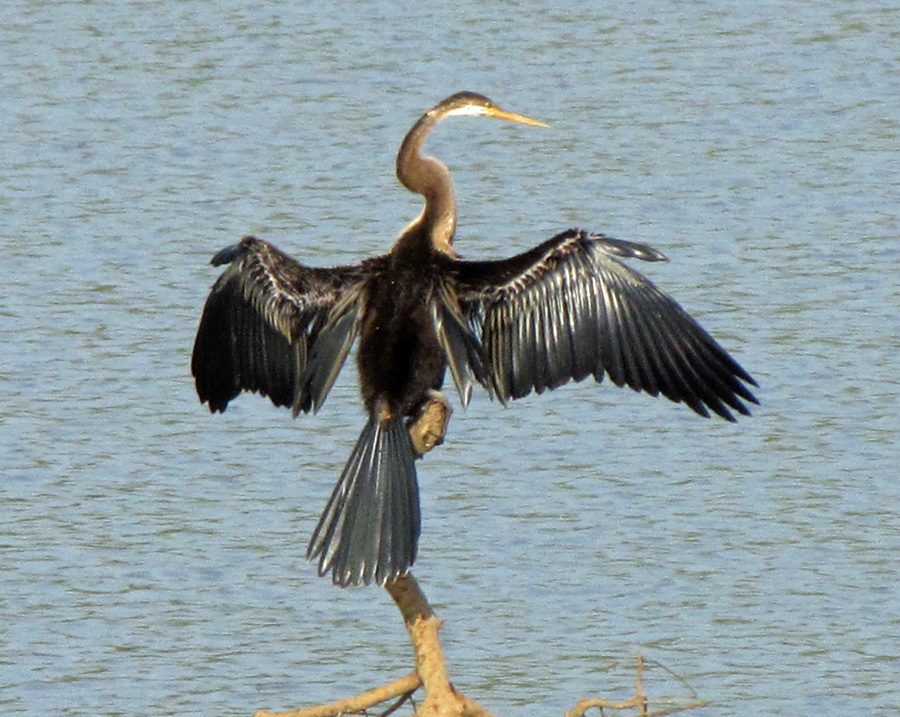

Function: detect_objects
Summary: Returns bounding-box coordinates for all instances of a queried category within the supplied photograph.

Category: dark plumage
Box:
[192,91,758,587]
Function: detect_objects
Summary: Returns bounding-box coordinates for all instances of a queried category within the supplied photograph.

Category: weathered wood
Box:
[254,672,419,717]
[253,398,704,717]
[385,574,496,717]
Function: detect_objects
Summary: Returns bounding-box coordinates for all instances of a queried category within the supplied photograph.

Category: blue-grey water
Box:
[2,1,898,715]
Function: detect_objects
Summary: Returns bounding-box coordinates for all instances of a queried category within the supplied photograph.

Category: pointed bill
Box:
[486,107,549,127]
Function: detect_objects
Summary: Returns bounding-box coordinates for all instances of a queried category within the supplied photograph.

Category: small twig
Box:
[380,688,418,717]
[640,657,703,702]
[565,654,708,717]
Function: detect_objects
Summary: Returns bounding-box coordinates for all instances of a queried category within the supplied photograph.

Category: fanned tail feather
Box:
[307,414,420,587]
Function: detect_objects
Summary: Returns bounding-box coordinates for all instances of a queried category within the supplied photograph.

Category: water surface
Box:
[2,1,898,715]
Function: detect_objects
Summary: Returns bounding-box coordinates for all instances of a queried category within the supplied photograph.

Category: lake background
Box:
[2,1,898,715]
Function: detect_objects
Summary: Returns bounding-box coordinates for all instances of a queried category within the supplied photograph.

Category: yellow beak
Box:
[486,107,549,128]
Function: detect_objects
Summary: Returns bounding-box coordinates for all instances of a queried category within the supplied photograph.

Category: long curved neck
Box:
[395,111,456,255]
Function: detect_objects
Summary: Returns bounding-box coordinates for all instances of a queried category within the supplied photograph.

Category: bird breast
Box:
[357,271,447,417]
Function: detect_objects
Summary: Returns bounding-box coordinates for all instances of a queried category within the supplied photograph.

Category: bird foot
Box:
[408,391,453,457]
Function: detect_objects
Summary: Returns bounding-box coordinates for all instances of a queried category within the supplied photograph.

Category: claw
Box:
[407,390,453,456]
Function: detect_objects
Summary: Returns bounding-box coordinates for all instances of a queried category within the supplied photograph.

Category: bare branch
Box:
[256,406,707,717]
[254,672,420,717]
[565,654,709,717]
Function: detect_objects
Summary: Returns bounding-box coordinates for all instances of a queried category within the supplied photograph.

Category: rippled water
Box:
[3,1,899,715]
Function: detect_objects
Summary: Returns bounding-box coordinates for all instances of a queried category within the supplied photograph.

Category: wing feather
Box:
[453,229,758,421]
[191,235,381,415]
[431,283,485,409]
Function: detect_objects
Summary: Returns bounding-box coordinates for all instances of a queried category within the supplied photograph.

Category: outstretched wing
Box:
[191,236,381,415]
[452,229,758,421]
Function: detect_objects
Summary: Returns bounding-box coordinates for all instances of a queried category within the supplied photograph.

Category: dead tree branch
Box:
[254,398,706,717]
[565,653,709,717]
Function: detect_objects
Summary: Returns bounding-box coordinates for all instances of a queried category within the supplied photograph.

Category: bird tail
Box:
[307,413,420,587]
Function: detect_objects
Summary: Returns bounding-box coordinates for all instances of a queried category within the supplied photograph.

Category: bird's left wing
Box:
[191,236,381,416]
[451,229,758,421]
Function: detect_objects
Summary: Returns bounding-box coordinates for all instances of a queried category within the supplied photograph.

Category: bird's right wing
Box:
[191,236,382,415]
